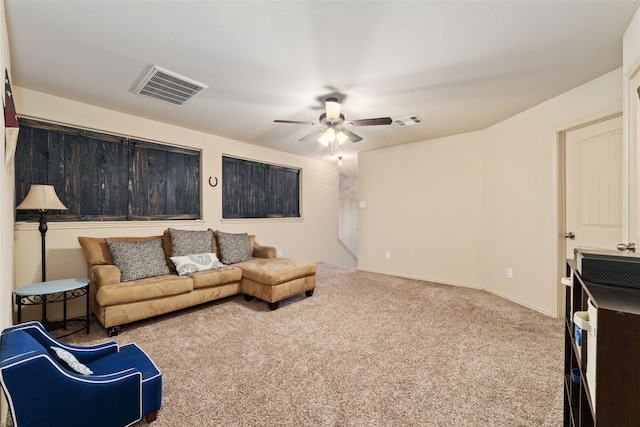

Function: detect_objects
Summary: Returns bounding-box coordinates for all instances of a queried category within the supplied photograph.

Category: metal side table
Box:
[14,278,90,334]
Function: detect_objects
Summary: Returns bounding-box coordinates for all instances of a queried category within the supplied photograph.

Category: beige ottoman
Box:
[238,258,316,310]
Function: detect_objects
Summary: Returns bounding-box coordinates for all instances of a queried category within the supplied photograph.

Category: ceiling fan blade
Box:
[299,129,325,141]
[347,117,393,127]
[274,119,316,125]
[341,128,363,143]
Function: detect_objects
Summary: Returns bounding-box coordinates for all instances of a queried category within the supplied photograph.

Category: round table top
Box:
[14,278,90,296]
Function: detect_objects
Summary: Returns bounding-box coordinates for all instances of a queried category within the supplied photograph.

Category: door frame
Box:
[556,111,623,318]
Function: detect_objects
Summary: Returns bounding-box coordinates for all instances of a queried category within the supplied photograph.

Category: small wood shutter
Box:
[222,155,300,219]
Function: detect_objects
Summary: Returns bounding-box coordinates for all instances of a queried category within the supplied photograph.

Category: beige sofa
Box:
[78,229,316,336]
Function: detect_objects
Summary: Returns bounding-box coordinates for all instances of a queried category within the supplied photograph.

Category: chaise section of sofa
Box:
[238,257,316,310]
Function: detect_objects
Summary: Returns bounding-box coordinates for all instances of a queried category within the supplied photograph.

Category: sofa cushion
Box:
[189,265,243,289]
[170,253,223,276]
[237,258,316,286]
[96,274,193,306]
[216,231,252,264]
[168,228,214,257]
[106,239,170,282]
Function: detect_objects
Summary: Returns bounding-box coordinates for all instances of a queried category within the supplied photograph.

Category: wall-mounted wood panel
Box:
[222,155,300,219]
[15,119,200,222]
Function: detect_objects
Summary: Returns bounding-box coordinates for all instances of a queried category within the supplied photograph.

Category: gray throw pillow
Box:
[215,231,252,264]
[50,346,93,375]
[169,228,214,256]
[106,239,170,282]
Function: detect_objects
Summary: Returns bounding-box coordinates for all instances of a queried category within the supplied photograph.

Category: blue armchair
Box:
[0,321,162,427]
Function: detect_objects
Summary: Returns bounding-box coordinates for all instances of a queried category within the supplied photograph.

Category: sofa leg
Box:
[243,293,254,301]
[305,289,315,297]
[107,326,120,337]
[146,411,158,423]
[268,301,279,311]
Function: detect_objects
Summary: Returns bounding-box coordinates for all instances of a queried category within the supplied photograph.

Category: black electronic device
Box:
[575,248,640,288]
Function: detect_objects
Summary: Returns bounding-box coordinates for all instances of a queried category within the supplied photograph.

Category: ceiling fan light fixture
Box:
[318,133,330,146]
[325,98,342,122]
[325,127,337,142]
[337,131,348,145]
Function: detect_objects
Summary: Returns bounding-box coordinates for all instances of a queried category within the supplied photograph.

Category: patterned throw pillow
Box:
[170,253,224,276]
[106,239,170,282]
[215,231,252,264]
[169,228,214,257]
[50,346,93,375]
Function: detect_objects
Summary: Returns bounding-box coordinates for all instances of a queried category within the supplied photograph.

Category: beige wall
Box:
[359,68,623,316]
[10,88,354,321]
[359,131,485,288]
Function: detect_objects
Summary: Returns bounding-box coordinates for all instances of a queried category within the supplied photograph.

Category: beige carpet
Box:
[35,263,563,426]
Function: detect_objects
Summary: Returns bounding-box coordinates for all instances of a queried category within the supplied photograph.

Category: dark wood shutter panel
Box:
[15,119,200,222]
[222,155,300,219]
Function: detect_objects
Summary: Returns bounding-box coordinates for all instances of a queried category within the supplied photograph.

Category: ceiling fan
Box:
[274,97,392,155]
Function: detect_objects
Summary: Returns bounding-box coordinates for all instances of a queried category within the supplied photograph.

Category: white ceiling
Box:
[5,1,640,177]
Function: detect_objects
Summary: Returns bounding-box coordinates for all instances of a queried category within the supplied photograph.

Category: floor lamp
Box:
[16,184,67,283]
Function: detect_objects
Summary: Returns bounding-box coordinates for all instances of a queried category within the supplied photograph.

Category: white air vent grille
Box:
[135,66,208,106]
[394,115,423,127]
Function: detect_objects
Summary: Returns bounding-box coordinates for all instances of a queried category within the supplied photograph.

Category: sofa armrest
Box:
[92,265,122,286]
[253,241,276,258]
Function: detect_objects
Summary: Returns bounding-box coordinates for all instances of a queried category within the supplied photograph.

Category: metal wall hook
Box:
[209,176,218,187]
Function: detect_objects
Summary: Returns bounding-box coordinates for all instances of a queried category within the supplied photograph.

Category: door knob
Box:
[617,242,636,252]
[564,232,575,240]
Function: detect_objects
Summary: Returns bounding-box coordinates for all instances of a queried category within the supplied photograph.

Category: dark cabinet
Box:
[564,260,640,426]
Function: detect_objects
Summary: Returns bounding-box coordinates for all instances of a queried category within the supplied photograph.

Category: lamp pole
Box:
[38,209,48,282]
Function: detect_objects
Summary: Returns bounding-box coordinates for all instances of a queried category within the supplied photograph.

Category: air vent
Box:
[394,115,423,127]
[134,66,208,106]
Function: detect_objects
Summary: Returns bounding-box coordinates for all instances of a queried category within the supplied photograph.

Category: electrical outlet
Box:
[507,268,513,279]
[277,249,283,257]
[385,252,391,260]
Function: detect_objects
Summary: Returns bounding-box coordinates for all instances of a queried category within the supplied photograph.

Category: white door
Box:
[628,69,640,251]
[565,114,624,260]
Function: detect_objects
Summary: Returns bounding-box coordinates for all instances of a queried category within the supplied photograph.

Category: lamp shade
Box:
[16,184,67,211]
